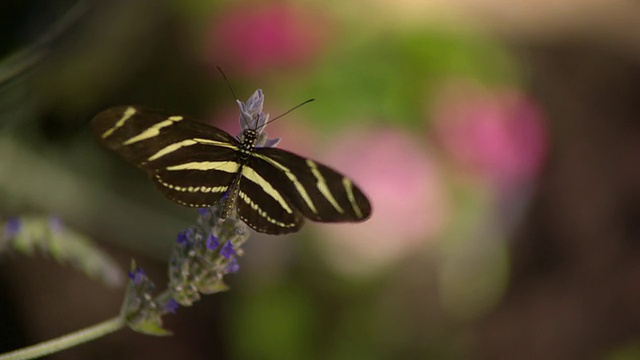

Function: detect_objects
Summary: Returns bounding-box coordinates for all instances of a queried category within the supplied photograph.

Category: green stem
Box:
[0,316,126,360]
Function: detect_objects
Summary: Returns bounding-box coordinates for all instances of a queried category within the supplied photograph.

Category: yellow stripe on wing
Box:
[342,177,363,218]
[102,107,137,139]
[165,161,239,173]
[241,166,293,214]
[123,115,183,145]
[307,159,344,214]
[147,138,238,162]
[253,153,318,215]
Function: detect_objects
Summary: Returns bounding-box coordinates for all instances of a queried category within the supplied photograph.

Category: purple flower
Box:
[3,218,20,238]
[197,208,209,216]
[226,258,240,273]
[164,298,180,314]
[259,136,281,148]
[241,89,264,118]
[237,90,268,131]
[220,241,236,259]
[128,268,146,285]
[206,234,220,250]
[176,231,190,246]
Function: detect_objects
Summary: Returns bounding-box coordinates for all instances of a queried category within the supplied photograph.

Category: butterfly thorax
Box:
[237,129,257,163]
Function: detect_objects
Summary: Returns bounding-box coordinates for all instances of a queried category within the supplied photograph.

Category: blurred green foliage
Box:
[288,31,518,130]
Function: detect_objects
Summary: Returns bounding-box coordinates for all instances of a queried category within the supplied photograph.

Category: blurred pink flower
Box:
[316,128,450,275]
[205,3,330,75]
[432,82,547,186]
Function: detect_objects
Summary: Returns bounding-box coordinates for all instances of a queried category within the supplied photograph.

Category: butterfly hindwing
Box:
[152,164,237,208]
[236,169,304,234]
[249,147,372,223]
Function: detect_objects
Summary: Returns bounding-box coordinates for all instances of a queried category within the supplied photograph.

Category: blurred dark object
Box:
[0,273,27,355]
[0,0,87,86]
[476,41,640,360]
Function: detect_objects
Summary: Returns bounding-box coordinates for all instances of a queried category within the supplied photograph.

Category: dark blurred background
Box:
[1,0,639,359]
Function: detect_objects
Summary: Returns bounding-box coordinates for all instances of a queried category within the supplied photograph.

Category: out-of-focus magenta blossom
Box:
[432,82,547,186]
[317,128,450,275]
[205,4,330,75]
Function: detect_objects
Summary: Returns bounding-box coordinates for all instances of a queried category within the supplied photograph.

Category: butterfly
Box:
[91,90,371,234]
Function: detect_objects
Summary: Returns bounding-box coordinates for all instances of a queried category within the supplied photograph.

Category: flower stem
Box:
[0,316,126,360]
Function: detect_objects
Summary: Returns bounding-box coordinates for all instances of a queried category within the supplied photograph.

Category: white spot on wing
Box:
[238,191,296,229]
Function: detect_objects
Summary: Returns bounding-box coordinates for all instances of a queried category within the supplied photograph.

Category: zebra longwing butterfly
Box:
[91,90,372,234]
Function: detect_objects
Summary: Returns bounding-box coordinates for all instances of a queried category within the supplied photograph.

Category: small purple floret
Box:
[3,218,20,238]
[220,241,236,259]
[260,137,281,148]
[128,268,146,285]
[206,234,220,250]
[176,231,189,246]
[164,298,180,314]
[226,258,240,273]
[197,208,208,216]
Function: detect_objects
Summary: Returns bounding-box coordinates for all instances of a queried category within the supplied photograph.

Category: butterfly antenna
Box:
[258,98,315,130]
[217,66,239,101]
[217,66,252,130]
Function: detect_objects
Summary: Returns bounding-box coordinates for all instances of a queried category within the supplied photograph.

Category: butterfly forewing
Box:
[249,147,372,223]
[92,106,242,208]
[91,106,240,170]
